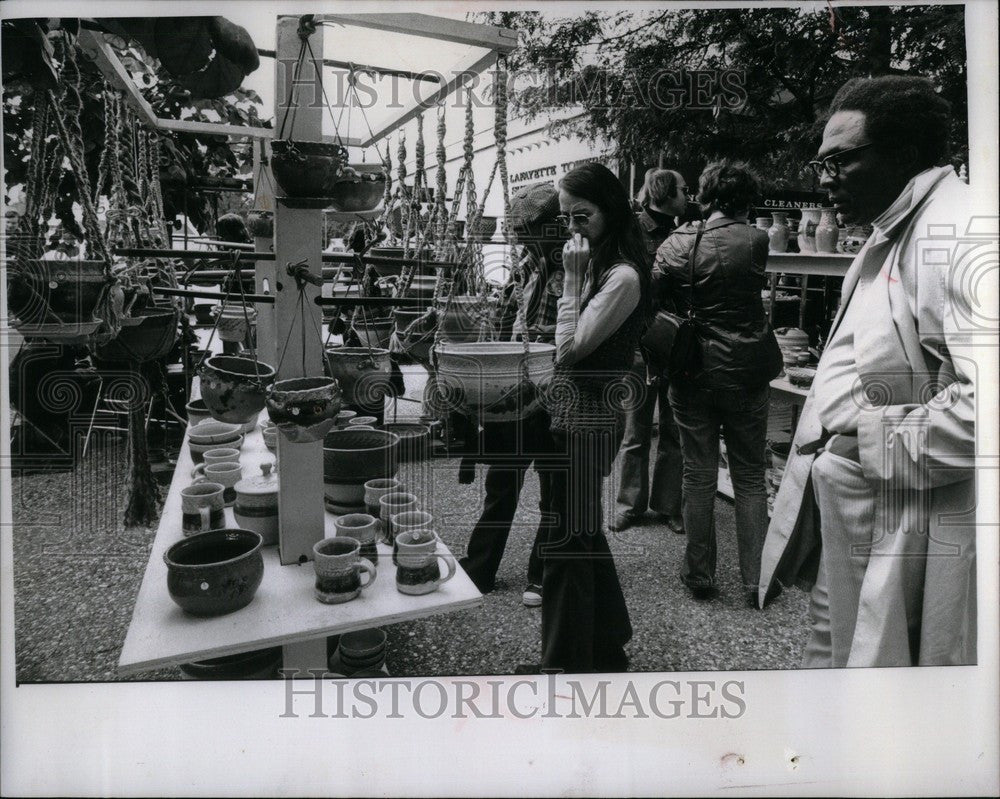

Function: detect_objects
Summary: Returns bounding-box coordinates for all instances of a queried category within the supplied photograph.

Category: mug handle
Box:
[356,559,378,590]
[432,554,457,586]
[191,464,206,480]
[198,506,212,531]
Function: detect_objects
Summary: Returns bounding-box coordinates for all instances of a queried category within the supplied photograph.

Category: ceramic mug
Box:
[348,416,379,428]
[181,482,226,536]
[390,510,434,565]
[378,492,418,543]
[364,478,401,517]
[334,513,379,565]
[394,529,456,595]
[197,462,242,507]
[204,447,241,468]
[313,537,378,604]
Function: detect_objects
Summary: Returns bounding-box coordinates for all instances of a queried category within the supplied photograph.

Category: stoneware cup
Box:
[364,478,401,517]
[379,491,418,543]
[199,462,242,507]
[204,447,241,468]
[394,529,456,595]
[390,510,434,565]
[181,482,226,536]
[334,513,380,565]
[313,537,378,604]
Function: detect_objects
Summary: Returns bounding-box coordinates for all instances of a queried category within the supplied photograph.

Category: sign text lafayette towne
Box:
[511,155,613,186]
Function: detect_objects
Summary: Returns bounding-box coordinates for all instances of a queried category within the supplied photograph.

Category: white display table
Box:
[117,423,481,676]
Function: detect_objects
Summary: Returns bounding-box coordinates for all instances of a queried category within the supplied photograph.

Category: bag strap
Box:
[686,221,705,319]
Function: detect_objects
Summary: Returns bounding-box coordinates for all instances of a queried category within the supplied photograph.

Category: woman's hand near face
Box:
[562,233,590,278]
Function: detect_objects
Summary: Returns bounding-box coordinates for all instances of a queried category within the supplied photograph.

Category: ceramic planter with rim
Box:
[266,376,342,443]
[164,528,264,616]
[7,259,111,341]
[322,429,400,513]
[324,346,392,413]
[437,295,488,343]
[433,341,556,423]
[351,316,394,349]
[270,139,348,198]
[94,306,179,363]
[328,164,387,213]
[198,355,276,425]
[213,304,257,343]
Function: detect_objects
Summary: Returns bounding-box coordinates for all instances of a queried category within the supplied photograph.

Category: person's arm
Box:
[650,231,689,312]
[555,263,641,366]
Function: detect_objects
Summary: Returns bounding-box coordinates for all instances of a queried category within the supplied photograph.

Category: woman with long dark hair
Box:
[532,162,650,673]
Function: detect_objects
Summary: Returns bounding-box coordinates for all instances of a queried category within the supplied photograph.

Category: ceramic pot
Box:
[180,647,282,680]
[381,423,431,463]
[213,304,257,343]
[433,341,556,422]
[328,164,386,213]
[270,139,348,198]
[798,208,821,253]
[767,212,790,253]
[7,260,110,336]
[438,295,487,343]
[95,307,179,363]
[189,436,243,464]
[266,377,342,443]
[351,316,394,349]
[313,537,377,604]
[322,429,400,513]
[755,216,772,231]
[202,447,241,468]
[247,210,274,238]
[189,420,243,446]
[394,529,456,596]
[815,208,840,253]
[335,410,358,428]
[324,346,392,413]
[198,355,276,425]
[233,462,280,545]
[185,398,212,428]
[392,309,435,361]
[774,327,810,367]
[164,528,264,616]
[769,441,791,471]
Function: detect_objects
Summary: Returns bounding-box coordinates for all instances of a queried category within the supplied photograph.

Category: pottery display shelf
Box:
[117,420,482,676]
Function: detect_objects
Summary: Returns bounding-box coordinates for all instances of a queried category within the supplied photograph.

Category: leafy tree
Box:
[479,6,967,190]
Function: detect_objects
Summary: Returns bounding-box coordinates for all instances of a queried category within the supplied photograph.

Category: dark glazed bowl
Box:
[164,529,264,616]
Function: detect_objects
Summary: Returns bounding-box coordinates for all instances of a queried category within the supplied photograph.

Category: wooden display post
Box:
[252,137,276,365]
[273,17,326,566]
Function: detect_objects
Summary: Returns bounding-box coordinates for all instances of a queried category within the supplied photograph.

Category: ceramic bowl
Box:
[784,366,817,388]
[338,628,387,660]
[190,436,244,462]
[164,529,264,616]
[189,420,243,445]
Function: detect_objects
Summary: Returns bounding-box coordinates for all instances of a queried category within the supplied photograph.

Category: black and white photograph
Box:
[2,0,997,795]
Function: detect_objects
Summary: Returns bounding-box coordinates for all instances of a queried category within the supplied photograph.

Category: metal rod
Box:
[112,247,461,269]
[256,48,442,84]
[151,285,430,308]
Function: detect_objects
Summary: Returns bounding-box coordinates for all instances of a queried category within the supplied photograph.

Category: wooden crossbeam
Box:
[318,13,518,53]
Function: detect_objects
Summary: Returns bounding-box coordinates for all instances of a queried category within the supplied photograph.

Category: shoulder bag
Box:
[640,221,704,378]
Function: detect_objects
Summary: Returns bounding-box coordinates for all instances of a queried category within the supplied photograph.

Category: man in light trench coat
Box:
[758,75,984,667]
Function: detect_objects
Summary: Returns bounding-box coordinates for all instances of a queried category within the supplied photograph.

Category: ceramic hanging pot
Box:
[433,341,556,422]
[265,376,343,443]
[198,355,276,424]
[94,306,180,363]
[324,346,392,413]
[328,164,387,213]
[7,259,110,341]
[437,295,487,343]
[351,316,394,349]
[270,140,349,198]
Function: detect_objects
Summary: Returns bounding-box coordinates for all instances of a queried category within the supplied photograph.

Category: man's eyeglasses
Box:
[807,142,876,179]
[556,212,592,228]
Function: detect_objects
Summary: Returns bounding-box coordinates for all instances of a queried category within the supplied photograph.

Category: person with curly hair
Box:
[653,159,782,605]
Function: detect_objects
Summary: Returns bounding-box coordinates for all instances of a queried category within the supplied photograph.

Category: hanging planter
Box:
[246,210,274,238]
[265,376,343,443]
[324,346,393,413]
[94,306,180,363]
[328,164,387,213]
[437,295,488,343]
[7,259,110,341]
[213,303,257,342]
[270,140,349,199]
[433,341,556,422]
[198,355,276,424]
[351,316,394,349]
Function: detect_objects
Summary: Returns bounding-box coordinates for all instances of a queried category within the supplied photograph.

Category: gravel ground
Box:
[11,436,809,683]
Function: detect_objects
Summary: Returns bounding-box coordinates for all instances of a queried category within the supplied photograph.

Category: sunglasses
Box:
[807,142,876,179]
[556,212,593,228]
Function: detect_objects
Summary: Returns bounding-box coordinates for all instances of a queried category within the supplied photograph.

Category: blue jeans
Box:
[668,383,771,592]
[614,358,682,520]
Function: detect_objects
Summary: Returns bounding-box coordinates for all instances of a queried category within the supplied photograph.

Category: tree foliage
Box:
[479,6,967,190]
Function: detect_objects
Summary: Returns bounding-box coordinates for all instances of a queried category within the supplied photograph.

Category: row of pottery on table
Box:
[755,209,841,254]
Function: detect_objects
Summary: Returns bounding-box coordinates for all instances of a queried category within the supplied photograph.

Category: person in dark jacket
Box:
[612,168,689,533]
[653,160,782,604]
